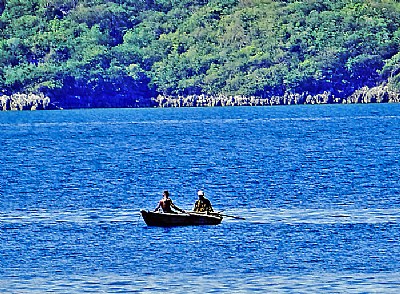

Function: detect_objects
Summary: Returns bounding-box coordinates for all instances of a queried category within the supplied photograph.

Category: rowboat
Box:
[140,210,223,226]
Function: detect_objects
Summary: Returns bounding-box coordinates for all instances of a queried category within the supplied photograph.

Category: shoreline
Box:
[2,85,400,111]
[0,93,57,111]
[154,86,400,107]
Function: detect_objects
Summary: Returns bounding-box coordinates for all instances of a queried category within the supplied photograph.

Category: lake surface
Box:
[1,104,400,293]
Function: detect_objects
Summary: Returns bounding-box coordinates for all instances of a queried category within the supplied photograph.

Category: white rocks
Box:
[0,93,53,111]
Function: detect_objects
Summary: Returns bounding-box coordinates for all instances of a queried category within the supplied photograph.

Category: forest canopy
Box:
[1,0,400,104]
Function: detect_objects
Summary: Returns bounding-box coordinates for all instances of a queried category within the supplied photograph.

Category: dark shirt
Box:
[193,198,213,212]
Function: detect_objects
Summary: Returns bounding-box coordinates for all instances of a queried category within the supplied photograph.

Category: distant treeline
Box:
[1,0,400,108]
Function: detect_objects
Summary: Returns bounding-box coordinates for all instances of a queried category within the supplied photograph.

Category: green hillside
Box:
[1,0,400,107]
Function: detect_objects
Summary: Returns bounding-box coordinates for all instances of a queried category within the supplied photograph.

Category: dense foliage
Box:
[1,0,400,103]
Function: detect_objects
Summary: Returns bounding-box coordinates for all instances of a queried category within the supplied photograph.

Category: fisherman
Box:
[154,190,185,213]
[193,190,214,213]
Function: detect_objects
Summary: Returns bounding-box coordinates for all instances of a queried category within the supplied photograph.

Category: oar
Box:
[219,213,245,220]
[185,211,245,220]
[211,210,245,220]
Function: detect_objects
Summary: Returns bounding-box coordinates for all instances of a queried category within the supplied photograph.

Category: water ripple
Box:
[2,105,400,292]
[1,272,400,293]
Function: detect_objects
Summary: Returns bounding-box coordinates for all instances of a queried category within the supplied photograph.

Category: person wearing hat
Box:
[154,190,185,213]
[193,190,214,213]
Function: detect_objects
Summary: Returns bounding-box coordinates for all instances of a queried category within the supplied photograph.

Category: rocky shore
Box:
[0,93,57,110]
[153,85,400,107]
[1,85,400,110]
[0,93,149,110]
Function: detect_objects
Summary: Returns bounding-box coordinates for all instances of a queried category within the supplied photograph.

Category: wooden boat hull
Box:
[140,210,223,226]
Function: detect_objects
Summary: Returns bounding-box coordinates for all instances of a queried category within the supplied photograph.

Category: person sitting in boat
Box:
[193,190,214,213]
[154,190,185,213]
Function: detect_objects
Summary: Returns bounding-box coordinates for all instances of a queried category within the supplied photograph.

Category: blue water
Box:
[1,104,400,293]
